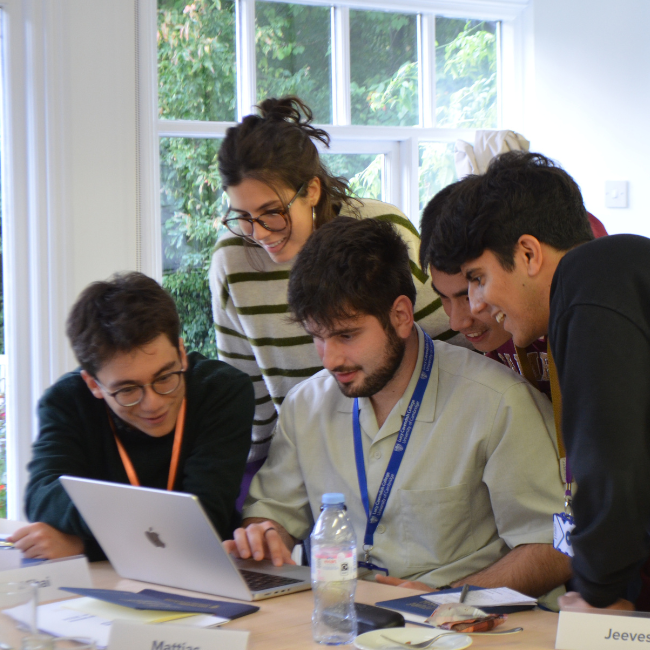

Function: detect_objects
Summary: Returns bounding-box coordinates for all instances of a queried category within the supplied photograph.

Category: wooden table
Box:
[85,562,559,649]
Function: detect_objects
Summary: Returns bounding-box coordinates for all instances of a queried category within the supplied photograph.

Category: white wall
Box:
[2,0,139,516]
[525,0,650,237]
[64,0,139,301]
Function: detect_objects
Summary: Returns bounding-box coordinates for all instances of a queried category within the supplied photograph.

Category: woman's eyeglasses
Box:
[221,184,305,239]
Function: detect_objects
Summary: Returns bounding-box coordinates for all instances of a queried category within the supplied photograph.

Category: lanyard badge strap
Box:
[546,342,575,557]
[109,399,187,491]
[353,332,435,575]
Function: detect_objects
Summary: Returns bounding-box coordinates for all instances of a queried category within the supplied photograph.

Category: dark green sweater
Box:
[25,352,254,561]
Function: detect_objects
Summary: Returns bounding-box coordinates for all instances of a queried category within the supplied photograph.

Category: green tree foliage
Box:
[256,2,332,123]
[324,154,383,201]
[158,0,236,121]
[350,10,418,126]
[419,142,456,211]
[159,136,225,359]
[435,18,497,128]
[157,2,497,357]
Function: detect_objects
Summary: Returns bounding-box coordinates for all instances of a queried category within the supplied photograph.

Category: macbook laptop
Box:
[60,476,311,601]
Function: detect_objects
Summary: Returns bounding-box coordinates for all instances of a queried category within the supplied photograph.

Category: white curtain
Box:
[455,130,530,179]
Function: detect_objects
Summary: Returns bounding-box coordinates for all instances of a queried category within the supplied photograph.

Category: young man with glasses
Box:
[10,272,254,561]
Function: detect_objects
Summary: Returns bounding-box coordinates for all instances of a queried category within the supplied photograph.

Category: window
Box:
[156,0,501,357]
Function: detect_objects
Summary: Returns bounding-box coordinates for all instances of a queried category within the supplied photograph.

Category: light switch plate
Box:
[605,181,628,208]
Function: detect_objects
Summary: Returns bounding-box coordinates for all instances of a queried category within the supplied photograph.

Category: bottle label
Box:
[311,550,357,582]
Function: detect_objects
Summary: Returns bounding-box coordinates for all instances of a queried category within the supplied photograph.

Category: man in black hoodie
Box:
[426,151,650,611]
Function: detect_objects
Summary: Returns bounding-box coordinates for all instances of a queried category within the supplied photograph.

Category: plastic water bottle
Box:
[311,493,358,645]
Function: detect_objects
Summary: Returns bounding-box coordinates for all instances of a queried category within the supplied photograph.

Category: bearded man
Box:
[223,217,571,598]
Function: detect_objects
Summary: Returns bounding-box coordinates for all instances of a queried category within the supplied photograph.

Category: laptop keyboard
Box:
[240,569,303,591]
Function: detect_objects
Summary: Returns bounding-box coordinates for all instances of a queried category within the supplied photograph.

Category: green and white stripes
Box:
[209,199,458,462]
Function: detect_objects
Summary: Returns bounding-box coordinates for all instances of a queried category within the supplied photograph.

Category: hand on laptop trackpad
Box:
[235,557,306,577]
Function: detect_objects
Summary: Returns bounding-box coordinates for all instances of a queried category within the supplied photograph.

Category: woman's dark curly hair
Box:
[218,96,353,229]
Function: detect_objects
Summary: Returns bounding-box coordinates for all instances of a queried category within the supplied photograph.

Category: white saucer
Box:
[354,627,472,650]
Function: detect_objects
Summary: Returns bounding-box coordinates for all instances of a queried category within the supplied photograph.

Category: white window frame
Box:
[1,0,74,517]
[0,0,526,518]
[140,0,527,281]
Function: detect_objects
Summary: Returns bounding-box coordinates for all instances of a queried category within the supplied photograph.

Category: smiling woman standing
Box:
[209,97,455,484]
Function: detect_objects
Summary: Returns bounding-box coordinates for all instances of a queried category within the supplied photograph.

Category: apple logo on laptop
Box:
[145,527,166,548]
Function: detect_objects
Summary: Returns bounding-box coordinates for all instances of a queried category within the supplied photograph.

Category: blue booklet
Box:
[61,587,259,620]
[376,586,535,625]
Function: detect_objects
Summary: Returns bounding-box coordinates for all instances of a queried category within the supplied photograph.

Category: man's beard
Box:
[333,325,406,398]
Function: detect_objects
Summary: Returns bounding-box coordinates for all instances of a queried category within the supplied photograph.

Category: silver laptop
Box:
[60,476,311,601]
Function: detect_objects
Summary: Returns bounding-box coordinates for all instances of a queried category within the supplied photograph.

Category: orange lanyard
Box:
[108,399,187,491]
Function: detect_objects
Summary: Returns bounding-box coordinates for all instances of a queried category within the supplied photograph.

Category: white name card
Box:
[0,555,92,602]
[557,610,650,649]
[108,619,250,650]
[0,518,28,535]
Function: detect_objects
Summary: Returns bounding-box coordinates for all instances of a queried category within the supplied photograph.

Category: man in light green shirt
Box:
[224,217,571,596]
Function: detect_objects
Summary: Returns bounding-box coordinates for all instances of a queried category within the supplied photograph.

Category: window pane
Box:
[158,0,236,121]
[419,143,456,212]
[435,18,498,129]
[323,154,384,201]
[350,10,418,126]
[160,137,226,358]
[256,2,332,124]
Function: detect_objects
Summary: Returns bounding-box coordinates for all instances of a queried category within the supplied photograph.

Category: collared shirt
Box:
[210,199,465,463]
[244,325,564,586]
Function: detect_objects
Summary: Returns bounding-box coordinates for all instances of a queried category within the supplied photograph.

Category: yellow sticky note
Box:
[61,597,195,623]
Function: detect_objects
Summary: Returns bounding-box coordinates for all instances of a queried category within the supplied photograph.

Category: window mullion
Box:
[236,0,257,120]
[418,13,436,128]
[499,18,519,130]
[137,0,162,282]
[399,136,419,224]
[385,141,400,207]
[331,6,350,126]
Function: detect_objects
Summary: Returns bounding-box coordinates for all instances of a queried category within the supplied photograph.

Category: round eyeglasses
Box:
[95,370,185,407]
[221,183,305,239]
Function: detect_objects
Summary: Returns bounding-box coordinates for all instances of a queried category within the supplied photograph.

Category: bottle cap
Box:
[321,492,346,505]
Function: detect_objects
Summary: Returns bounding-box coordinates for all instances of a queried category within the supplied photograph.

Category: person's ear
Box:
[517,235,545,278]
[389,295,415,339]
[178,338,188,370]
[306,176,321,207]
[81,370,105,400]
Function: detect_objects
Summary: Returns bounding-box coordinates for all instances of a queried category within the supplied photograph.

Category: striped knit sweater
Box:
[209,199,459,462]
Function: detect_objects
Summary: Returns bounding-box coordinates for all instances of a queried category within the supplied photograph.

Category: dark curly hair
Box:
[419,176,482,273]
[427,151,594,273]
[66,272,181,376]
[218,96,353,229]
[288,216,416,331]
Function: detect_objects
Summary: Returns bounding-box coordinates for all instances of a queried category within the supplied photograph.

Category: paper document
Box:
[423,587,537,608]
[62,597,201,624]
[9,600,227,649]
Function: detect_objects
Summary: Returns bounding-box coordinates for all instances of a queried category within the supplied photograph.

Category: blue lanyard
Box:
[353,332,435,572]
